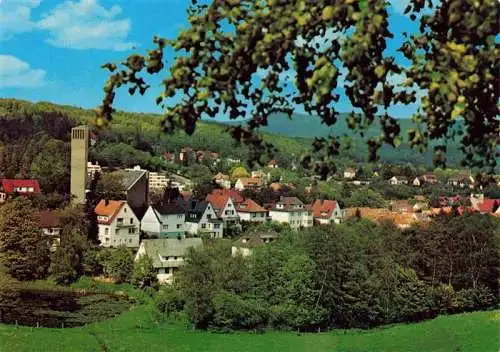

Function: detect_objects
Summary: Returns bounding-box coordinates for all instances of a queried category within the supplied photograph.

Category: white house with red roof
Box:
[206,190,240,223]
[311,199,346,225]
[0,179,40,203]
[269,196,313,229]
[234,177,263,191]
[95,200,140,248]
[235,199,269,222]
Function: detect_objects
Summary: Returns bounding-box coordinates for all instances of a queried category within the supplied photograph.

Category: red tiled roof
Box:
[477,199,500,213]
[311,199,338,219]
[206,194,230,214]
[1,179,40,194]
[236,199,267,213]
[37,210,60,229]
[95,200,125,225]
[209,189,244,203]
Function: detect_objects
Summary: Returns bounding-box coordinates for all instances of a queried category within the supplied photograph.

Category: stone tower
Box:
[70,125,89,204]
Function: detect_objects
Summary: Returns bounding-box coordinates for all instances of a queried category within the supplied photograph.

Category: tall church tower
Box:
[71,125,89,204]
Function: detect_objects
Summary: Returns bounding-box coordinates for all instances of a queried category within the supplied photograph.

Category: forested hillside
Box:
[226,112,468,167]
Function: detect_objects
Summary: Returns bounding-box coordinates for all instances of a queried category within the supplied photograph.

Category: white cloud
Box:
[0,55,46,88]
[0,0,41,40]
[38,0,135,51]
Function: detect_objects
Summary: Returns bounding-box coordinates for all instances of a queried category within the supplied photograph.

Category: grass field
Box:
[0,302,498,352]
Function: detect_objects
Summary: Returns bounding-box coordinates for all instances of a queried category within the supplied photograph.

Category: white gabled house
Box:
[235,199,269,222]
[135,238,203,284]
[177,198,224,238]
[269,196,313,230]
[206,191,241,223]
[389,176,409,185]
[95,200,140,248]
[141,203,186,238]
[311,199,346,225]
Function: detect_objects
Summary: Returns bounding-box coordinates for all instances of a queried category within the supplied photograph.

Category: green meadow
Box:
[0,303,497,352]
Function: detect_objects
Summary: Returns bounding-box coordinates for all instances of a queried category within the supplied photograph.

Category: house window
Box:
[176,224,182,229]
[105,238,109,242]
[214,223,220,229]
[115,229,120,235]
[177,215,183,219]
[128,228,135,234]
[207,214,212,219]
[130,218,133,224]
[225,210,229,215]
[124,207,127,213]
[201,223,207,229]
[163,225,168,230]
[105,228,109,235]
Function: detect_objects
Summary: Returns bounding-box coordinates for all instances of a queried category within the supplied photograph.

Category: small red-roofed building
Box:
[311,199,346,225]
[95,200,140,248]
[269,196,313,229]
[0,179,41,203]
[477,199,500,214]
[206,190,240,223]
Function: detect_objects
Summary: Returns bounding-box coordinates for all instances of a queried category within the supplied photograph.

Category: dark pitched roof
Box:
[118,170,147,190]
[154,202,185,215]
[271,196,306,212]
[177,197,209,222]
[37,210,60,229]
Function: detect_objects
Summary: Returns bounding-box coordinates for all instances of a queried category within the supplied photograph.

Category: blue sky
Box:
[0,0,418,120]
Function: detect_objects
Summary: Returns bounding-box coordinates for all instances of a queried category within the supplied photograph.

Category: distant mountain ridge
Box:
[225,112,418,139]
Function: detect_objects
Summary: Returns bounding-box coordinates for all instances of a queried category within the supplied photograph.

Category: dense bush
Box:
[170,214,499,331]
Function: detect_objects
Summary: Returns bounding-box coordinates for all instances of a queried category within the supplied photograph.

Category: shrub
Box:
[155,284,185,317]
[131,255,158,290]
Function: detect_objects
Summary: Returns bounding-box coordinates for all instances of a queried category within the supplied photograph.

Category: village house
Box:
[213,172,231,189]
[311,199,346,225]
[148,172,170,191]
[269,196,313,229]
[343,168,356,179]
[412,173,438,186]
[267,159,279,168]
[95,200,140,248]
[448,174,475,188]
[234,177,263,191]
[110,167,149,219]
[389,176,409,185]
[177,198,224,238]
[0,179,41,203]
[135,238,203,284]
[235,199,269,222]
[141,203,186,238]
[231,231,278,257]
[206,190,241,223]
[476,199,500,215]
[37,210,61,252]
[251,170,269,180]
[87,162,102,179]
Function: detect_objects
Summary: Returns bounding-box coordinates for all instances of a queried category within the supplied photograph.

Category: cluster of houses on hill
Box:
[2,158,499,285]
